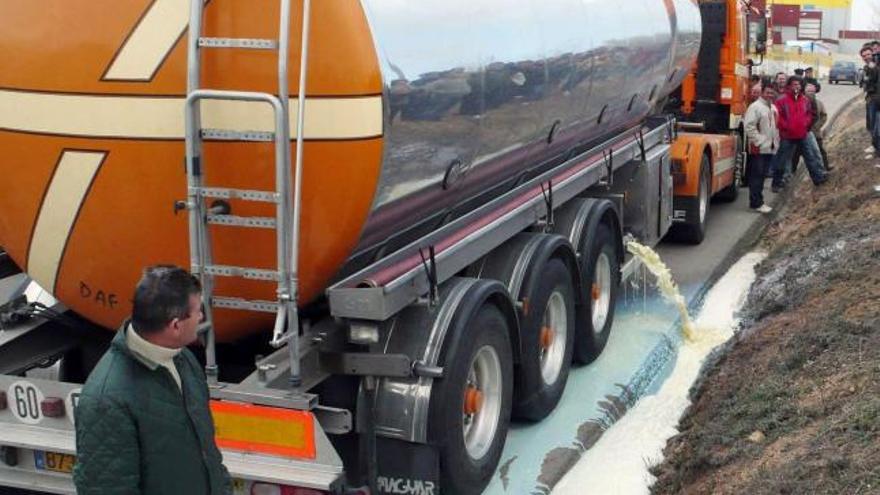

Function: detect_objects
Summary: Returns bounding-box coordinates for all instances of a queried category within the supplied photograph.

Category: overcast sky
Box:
[852,0,880,29]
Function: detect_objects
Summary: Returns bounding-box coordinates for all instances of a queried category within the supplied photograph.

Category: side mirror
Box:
[752,19,768,55]
[757,20,768,43]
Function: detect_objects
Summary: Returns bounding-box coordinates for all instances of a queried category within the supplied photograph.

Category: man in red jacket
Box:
[772,76,828,191]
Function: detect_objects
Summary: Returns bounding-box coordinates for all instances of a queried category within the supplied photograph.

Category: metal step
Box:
[201,264,281,281]
[211,296,279,313]
[193,187,280,203]
[200,129,275,142]
[198,37,279,50]
[206,214,277,229]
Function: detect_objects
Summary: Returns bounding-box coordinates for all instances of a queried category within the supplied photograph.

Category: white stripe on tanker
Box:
[0,90,383,140]
[103,0,190,80]
[27,151,106,293]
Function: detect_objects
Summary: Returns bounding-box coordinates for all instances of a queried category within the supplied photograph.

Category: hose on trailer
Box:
[0,297,80,330]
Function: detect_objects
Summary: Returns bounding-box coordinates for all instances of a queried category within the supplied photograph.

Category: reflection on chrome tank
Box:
[355,0,701,252]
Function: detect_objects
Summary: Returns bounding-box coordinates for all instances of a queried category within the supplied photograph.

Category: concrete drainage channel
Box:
[553,251,767,493]
[482,93,865,495]
[485,242,757,495]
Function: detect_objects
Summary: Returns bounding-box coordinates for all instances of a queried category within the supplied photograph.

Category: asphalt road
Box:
[657,82,861,301]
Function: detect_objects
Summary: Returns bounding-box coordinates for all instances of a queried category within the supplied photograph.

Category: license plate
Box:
[34,450,76,474]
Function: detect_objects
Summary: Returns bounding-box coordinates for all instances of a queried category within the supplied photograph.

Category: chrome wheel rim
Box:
[699,173,709,224]
[591,252,612,333]
[462,345,503,460]
[539,290,568,385]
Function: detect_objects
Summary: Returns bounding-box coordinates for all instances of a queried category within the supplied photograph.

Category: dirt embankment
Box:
[650,103,880,494]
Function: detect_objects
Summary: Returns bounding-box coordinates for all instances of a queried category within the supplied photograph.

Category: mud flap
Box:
[376,438,440,495]
[672,196,699,224]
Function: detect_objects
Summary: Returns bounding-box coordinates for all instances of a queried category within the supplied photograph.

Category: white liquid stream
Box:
[552,251,767,495]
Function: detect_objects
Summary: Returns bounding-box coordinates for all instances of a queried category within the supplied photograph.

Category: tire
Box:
[573,223,620,364]
[675,155,710,244]
[716,152,740,203]
[737,135,749,188]
[513,258,576,420]
[430,304,513,495]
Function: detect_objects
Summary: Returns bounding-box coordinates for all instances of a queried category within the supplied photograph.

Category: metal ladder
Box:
[183,0,312,388]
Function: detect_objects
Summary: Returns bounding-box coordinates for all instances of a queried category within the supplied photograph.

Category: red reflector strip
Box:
[41,397,65,418]
[210,401,316,459]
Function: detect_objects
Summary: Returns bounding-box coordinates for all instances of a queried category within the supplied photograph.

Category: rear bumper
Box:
[829,73,857,81]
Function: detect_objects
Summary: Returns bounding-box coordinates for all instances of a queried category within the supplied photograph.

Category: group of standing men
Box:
[743,67,831,213]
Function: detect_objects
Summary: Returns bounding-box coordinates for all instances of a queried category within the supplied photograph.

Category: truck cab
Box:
[667,0,768,243]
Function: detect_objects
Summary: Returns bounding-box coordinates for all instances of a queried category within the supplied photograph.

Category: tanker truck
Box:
[0,1,721,493]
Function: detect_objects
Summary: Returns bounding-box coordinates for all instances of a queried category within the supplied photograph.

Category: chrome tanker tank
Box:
[0,0,700,341]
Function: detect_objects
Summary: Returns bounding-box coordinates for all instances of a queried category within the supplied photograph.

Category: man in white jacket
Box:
[744,83,780,213]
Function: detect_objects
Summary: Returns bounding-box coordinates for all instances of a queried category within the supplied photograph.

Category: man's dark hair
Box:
[793,68,805,76]
[131,265,201,333]
[787,75,803,88]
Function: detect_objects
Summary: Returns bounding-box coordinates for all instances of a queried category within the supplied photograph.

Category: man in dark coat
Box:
[863,44,880,154]
[805,81,831,170]
[803,67,821,93]
[863,45,878,137]
[74,266,232,494]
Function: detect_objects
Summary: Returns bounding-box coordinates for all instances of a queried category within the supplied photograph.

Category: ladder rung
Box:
[207,214,277,229]
[212,297,279,313]
[193,187,280,203]
[198,37,279,50]
[201,264,281,281]
[201,129,275,142]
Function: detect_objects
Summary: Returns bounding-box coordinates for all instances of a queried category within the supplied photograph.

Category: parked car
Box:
[829,61,859,85]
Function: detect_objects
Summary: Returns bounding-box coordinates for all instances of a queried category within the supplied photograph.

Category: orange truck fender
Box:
[670,132,738,198]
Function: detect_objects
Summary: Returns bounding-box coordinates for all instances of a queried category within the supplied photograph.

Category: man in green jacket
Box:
[73,266,232,494]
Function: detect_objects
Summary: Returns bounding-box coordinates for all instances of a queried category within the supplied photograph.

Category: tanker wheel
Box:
[718,137,742,201]
[430,304,513,495]
[513,257,576,421]
[675,155,710,244]
[737,128,750,188]
[573,223,620,364]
